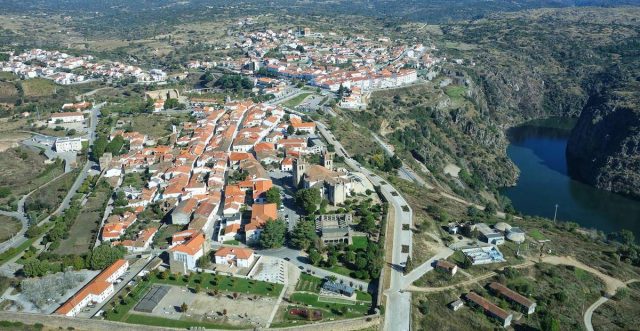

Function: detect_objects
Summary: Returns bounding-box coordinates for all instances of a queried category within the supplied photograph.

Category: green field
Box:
[123,314,246,330]
[149,272,283,297]
[444,85,466,100]
[295,273,323,293]
[281,93,311,108]
[0,72,18,81]
[288,292,371,318]
[20,78,56,97]
[124,113,182,139]
[25,168,79,220]
[351,236,368,250]
[528,229,546,241]
[53,180,111,254]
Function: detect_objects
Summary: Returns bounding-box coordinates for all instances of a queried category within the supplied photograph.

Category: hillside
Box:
[356,8,640,200]
[567,83,640,199]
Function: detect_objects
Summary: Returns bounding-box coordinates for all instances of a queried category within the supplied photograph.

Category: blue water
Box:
[501,120,640,238]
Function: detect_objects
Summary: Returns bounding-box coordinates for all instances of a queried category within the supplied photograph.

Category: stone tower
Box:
[322,151,334,171]
[293,158,307,187]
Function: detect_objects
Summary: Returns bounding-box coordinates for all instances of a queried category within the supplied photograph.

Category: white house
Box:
[169,233,206,274]
[214,246,255,268]
[49,112,84,124]
[54,137,83,153]
[55,259,128,317]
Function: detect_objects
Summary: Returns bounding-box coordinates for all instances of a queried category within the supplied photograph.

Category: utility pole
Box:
[553,204,558,223]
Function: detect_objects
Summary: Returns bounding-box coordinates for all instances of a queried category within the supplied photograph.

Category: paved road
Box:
[371,133,433,189]
[0,193,30,253]
[584,296,608,331]
[312,118,413,331]
[258,247,370,291]
[84,256,156,318]
[401,247,454,288]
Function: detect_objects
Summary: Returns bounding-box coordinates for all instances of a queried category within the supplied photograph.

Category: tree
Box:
[258,219,287,249]
[289,219,317,251]
[417,300,429,315]
[91,136,108,160]
[113,191,128,207]
[89,245,126,270]
[180,302,188,313]
[540,313,561,331]
[0,187,10,198]
[404,256,414,274]
[164,98,179,109]
[265,187,282,207]
[22,258,50,277]
[309,248,322,266]
[286,125,295,136]
[295,188,321,214]
[617,229,636,246]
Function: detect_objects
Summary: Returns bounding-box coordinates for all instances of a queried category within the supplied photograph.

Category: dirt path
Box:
[540,256,625,295]
[407,261,535,293]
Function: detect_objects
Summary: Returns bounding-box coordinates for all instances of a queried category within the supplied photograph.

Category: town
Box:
[0,12,638,331]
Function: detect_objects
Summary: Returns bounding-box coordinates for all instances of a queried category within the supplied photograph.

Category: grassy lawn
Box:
[20,78,57,97]
[0,215,21,242]
[123,314,246,330]
[325,264,358,278]
[0,238,35,265]
[0,72,18,81]
[351,236,368,250]
[53,180,111,254]
[528,229,546,241]
[123,113,188,139]
[282,93,311,108]
[122,172,146,190]
[149,272,283,297]
[444,85,466,101]
[295,273,323,293]
[222,239,240,245]
[289,292,371,318]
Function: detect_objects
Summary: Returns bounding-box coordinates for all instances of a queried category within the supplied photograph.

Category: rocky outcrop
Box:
[566,88,640,199]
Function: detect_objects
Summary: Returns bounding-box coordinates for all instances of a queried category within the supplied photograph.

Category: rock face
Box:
[566,89,640,199]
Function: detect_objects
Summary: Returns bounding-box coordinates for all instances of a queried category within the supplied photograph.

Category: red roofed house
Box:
[464,291,513,328]
[169,232,207,274]
[214,246,255,268]
[117,227,158,253]
[281,157,294,171]
[245,203,278,244]
[55,259,128,317]
[489,282,537,314]
[220,223,241,242]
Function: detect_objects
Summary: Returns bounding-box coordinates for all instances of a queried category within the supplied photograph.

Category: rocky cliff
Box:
[566,87,640,199]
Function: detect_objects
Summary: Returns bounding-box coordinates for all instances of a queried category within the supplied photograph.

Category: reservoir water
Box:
[501,118,640,238]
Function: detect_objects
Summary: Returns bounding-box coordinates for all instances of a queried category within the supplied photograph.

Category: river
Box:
[501,118,640,238]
